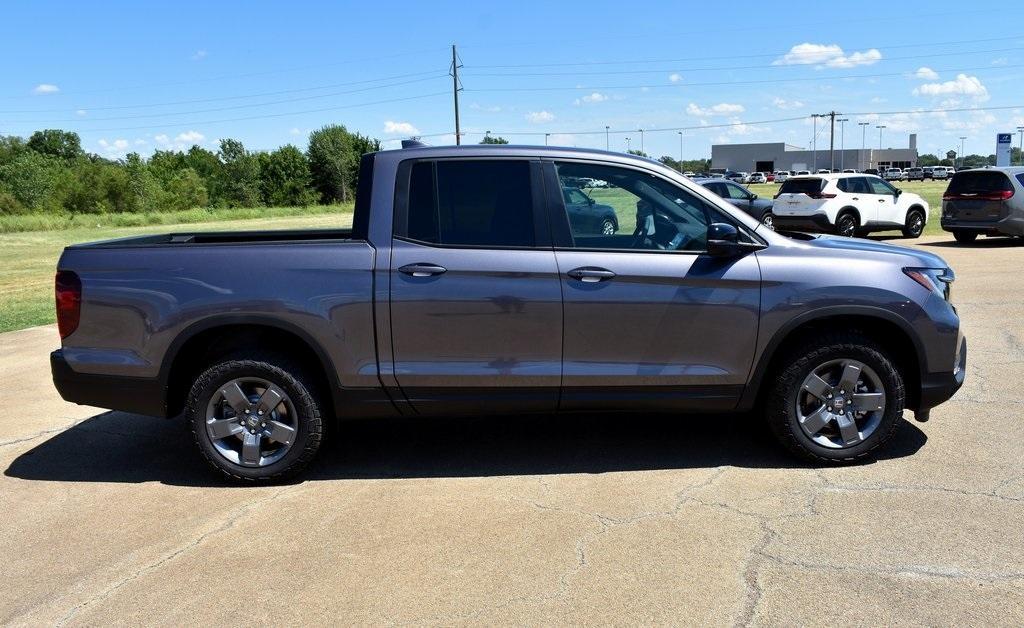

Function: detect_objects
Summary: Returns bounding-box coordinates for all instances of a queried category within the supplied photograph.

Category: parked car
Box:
[906,167,925,181]
[864,168,880,176]
[696,178,775,228]
[765,172,775,183]
[774,171,790,183]
[773,173,929,238]
[842,169,858,174]
[884,168,903,181]
[748,172,767,184]
[941,166,1024,243]
[727,171,749,183]
[682,171,696,177]
[562,186,619,235]
[51,145,964,480]
[795,170,811,176]
[932,166,950,180]
[922,166,935,179]
[816,169,833,174]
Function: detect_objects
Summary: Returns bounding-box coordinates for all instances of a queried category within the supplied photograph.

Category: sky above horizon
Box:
[3,1,1023,161]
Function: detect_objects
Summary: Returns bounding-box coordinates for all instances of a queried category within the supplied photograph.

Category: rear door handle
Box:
[567,267,616,282]
[878,199,886,202]
[398,263,447,277]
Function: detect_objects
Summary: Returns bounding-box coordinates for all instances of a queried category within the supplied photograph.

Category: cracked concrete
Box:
[2,234,1023,625]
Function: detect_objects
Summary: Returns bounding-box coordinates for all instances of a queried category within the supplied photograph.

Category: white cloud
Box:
[913,74,989,101]
[191,50,207,61]
[75,109,87,116]
[525,110,555,123]
[175,130,205,144]
[97,138,131,156]
[582,92,607,103]
[153,130,206,150]
[772,97,804,110]
[383,120,420,135]
[289,127,302,136]
[470,102,502,112]
[686,102,745,116]
[32,83,59,95]
[668,73,683,83]
[992,57,1008,66]
[772,43,881,68]
[914,67,939,80]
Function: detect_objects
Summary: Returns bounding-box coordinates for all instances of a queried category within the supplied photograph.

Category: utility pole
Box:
[450,44,462,145]
[1017,126,1024,165]
[811,114,819,171]
[826,111,838,171]
[678,131,684,171]
[625,137,631,153]
[544,133,550,146]
[605,126,610,151]
[837,118,849,170]
[860,119,868,168]
[639,129,645,154]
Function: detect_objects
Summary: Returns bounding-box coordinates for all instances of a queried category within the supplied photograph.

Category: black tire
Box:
[760,212,775,230]
[835,211,858,238]
[600,218,616,235]
[902,208,925,238]
[186,354,324,482]
[763,331,905,464]
[953,231,978,244]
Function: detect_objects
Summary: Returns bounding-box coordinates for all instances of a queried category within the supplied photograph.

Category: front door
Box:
[543,160,762,412]
[389,158,562,415]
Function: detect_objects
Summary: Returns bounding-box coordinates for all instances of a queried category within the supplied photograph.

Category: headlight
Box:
[903,267,954,301]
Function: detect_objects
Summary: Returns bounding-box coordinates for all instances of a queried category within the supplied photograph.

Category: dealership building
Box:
[711,134,920,173]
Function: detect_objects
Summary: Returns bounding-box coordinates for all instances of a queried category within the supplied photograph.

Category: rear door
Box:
[389,158,562,415]
[543,159,761,412]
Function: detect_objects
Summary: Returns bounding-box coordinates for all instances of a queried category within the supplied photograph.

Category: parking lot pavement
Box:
[2,234,1023,625]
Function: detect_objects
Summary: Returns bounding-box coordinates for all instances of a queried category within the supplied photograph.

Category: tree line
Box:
[0,125,379,215]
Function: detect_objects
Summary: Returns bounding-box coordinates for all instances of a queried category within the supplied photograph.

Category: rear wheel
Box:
[764,332,905,463]
[902,208,925,238]
[186,354,324,482]
[953,231,978,244]
[760,212,775,230]
[835,211,858,238]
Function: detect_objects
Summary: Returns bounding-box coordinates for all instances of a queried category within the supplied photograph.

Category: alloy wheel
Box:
[795,359,886,449]
[205,377,298,467]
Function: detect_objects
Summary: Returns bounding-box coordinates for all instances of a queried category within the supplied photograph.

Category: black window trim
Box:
[392,156,552,251]
[540,157,765,255]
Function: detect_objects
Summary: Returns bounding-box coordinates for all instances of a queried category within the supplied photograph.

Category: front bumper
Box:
[772,212,834,232]
[51,349,166,417]
[916,336,967,411]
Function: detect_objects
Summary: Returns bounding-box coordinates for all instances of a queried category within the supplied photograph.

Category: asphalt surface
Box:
[2,234,1023,626]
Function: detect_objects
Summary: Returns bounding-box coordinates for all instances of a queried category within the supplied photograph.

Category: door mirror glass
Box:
[749,193,758,201]
[707,222,740,256]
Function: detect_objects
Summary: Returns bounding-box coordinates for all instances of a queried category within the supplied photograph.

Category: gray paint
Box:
[55,144,964,419]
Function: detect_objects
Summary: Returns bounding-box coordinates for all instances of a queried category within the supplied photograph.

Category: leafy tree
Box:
[164,168,208,210]
[627,149,649,158]
[258,145,317,206]
[218,139,261,207]
[480,134,509,144]
[917,154,939,167]
[27,129,83,161]
[306,125,379,204]
[0,151,64,210]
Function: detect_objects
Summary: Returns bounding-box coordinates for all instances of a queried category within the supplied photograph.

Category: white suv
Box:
[931,166,950,180]
[772,173,929,238]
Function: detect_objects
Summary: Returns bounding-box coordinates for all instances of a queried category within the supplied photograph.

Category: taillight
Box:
[943,189,1014,201]
[808,192,837,199]
[55,271,81,339]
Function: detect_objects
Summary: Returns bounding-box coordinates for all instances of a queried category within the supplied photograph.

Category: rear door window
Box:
[403,160,536,247]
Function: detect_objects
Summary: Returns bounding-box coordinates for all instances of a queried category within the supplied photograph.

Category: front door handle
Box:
[878,199,886,202]
[398,263,447,277]
[567,267,616,282]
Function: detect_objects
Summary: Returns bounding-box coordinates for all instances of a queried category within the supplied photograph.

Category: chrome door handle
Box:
[567,267,616,282]
[398,263,447,277]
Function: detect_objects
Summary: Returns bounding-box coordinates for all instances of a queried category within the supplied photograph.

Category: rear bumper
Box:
[916,336,967,411]
[941,215,1024,237]
[51,350,166,417]
[772,213,834,232]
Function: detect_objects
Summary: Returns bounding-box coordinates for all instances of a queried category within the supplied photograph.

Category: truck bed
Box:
[67,228,355,249]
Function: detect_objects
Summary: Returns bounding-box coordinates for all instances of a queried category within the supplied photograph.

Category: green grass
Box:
[747,179,949,235]
[0,207,353,333]
[0,203,353,234]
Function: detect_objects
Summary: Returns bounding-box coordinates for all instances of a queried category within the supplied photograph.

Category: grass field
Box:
[0,207,353,333]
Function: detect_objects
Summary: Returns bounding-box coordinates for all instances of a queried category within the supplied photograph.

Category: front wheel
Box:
[902,208,925,238]
[764,332,905,463]
[186,354,324,482]
[600,218,616,235]
[760,212,775,230]
[835,212,858,238]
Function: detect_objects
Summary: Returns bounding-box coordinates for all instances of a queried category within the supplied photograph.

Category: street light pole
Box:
[859,121,869,169]
[811,114,818,171]
[877,125,886,151]
[1017,126,1024,166]
[605,126,610,151]
[837,118,848,170]
[625,137,631,153]
[544,133,550,146]
[639,129,645,154]
[678,131,683,171]
[959,136,967,168]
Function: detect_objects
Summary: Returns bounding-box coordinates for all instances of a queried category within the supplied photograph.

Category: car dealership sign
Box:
[996,133,1012,167]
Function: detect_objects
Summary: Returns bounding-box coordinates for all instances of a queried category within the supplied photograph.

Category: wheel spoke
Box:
[208,418,243,440]
[835,413,861,446]
[241,431,262,465]
[266,420,296,445]
[800,408,832,435]
[837,362,862,394]
[851,392,884,413]
[256,385,286,415]
[802,374,832,401]
[220,382,251,414]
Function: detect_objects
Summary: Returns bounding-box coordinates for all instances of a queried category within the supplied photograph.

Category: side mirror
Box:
[707,222,740,257]
[587,197,595,205]
[749,193,758,200]
[895,188,903,196]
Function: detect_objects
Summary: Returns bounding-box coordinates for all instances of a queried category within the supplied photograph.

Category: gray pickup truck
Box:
[52,144,966,481]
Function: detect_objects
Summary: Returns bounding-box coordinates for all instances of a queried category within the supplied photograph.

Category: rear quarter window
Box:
[778,178,824,195]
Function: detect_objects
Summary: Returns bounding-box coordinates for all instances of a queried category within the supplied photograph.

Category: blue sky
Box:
[3,1,1023,161]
